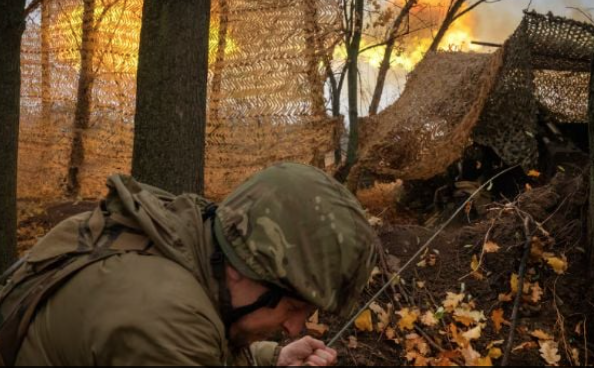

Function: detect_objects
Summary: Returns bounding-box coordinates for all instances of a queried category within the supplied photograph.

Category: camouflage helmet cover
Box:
[214,163,378,317]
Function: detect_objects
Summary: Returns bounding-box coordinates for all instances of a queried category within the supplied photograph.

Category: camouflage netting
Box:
[18,0,341,200]
[474,11,594,169]
[351,11,594,186]
[350,51,503,185]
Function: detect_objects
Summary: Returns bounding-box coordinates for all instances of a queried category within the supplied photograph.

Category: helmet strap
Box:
[210,241,285,336]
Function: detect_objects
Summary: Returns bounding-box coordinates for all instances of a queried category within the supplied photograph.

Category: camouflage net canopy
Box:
[352,51,502,183]
[18,0,341,200]
[352,11,594,185]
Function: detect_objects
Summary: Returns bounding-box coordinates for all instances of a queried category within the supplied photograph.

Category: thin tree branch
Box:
[567,7,594,24]
[24,0,42,17]
[454,0,501,21]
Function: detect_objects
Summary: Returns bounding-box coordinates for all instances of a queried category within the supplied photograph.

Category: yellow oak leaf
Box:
[355,309,373,332]
[397,308,420,331]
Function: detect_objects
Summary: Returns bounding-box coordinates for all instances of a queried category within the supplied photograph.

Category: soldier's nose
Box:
[283,317,306,338]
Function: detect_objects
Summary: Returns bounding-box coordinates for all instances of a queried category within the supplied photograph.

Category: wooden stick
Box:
[502,216,532,366]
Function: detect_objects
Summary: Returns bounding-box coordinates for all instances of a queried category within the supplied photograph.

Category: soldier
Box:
[0,163,378,366]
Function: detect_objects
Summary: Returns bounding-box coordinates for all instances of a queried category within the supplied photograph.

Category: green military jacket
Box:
[3,176,280,366]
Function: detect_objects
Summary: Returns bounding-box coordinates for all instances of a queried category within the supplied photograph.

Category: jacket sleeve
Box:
[86,256,230,366]
[248,341,281,366]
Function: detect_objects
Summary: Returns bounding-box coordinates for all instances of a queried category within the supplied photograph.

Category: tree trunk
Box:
[132,0,211,196]
[587,53,594,277]
[67,0,96,197]
[0,0,26,273]
[428,0,465,52]
[344,0,364,174]
[369,0,417,116]
[303,0,325,116]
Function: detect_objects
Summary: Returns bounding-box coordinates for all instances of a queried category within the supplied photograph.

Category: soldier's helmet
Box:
[214,163,379,317]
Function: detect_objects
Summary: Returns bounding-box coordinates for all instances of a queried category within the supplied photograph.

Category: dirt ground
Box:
[15,172,594,366]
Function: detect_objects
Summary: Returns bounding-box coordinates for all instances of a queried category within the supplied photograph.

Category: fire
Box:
[358,0,482,72]
[53,1,236,74]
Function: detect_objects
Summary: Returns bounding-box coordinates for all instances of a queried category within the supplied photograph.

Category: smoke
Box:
[471,0,593,45]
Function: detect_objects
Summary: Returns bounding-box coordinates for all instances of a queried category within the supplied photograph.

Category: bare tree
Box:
[132,0,211,195]
[344,0,365,175]
[67,0,120,197]
[429,0,497,52]
[369,0,418,116]
[588,54,594,277]
[0,0,26,272]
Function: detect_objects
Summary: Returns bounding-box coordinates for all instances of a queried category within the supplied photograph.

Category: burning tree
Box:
[328,0,502,177]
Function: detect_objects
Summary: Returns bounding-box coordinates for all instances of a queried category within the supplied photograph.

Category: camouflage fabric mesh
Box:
[351,11,594,186]
[18,0,341,200]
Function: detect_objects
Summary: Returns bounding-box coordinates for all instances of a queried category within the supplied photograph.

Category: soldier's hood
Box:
[101,175,222,306]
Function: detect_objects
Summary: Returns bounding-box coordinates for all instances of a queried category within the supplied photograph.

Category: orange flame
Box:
[362,0,483,72]
[54,2,237,74]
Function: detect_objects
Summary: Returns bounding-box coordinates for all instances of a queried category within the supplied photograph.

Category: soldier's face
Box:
[226,266,315,346]
[230,296,314,346]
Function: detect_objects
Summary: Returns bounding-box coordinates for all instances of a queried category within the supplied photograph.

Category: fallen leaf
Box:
[465,201,473,216]
[528,170,542,178]
[462,325,483,341]
[477,356,493,366]
[545,256,568,275]
[471,255,480,272]
[571,348,580,365]
[575,321,584,336]
[347,335,358,349]
[461,345,481,366]
[368,216,383,227]
[306,321,329,337]
[386,327,396,340]
[405,333,430,355]
[484,241,501,253]
[443,292,465,312]
[413,355,429,367]
[417,281,426,289]
[539,340,561,366]
[488,347,503,359]
[406,351,430,367]
[397,308,420,331]
[454,309,486,327]
[406,351,420,362]
[487,340,505,349]
[472,271,486,281]
[421,311,439,328]
[433,357,454,367]
[368,267,382,285]
[513,341,538,352]
[428,254,438,266]
[306,310,329,337]
[511,273,519,294]
[491,309,507,333]
[531,237,545,262]
[531,282,543,303]
[499,293,513,302]
[450,324,469,347]
[355,310,373,332]
[531,330,554,341]
[370,302,392,332]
